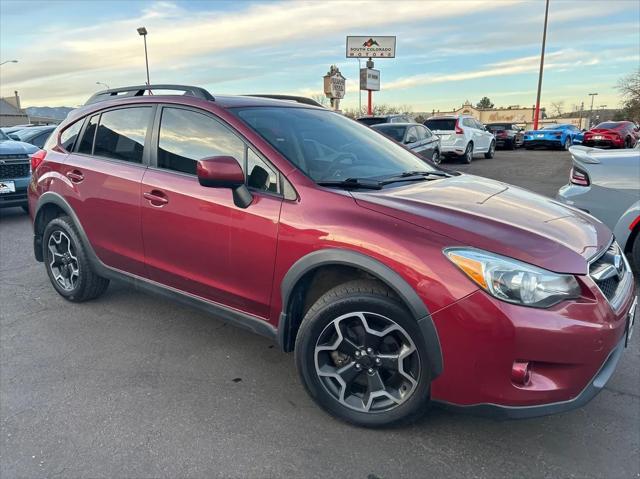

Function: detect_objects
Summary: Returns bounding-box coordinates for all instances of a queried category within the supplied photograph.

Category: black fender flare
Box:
[278,248,443,377]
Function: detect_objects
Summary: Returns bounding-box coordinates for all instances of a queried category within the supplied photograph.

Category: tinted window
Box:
[486,124,511,131]
[235,107,437,182]
[372,125,406,142]
[357,117,387,126]
[60,121,82,152]
[594,122,619,129]
[158,107,245,175]
[247,149,278,193]
[77,115,98,154]
[424,119,456,131]
[93,107,151,163]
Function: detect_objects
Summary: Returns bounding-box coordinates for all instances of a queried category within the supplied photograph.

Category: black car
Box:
[9,125,56,149]
[485,123,524,149]
[356,114,414,126]
[371,122,441,164]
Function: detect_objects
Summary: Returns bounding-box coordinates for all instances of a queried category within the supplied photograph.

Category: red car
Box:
[582,121,639,148]
[29,85,636,427]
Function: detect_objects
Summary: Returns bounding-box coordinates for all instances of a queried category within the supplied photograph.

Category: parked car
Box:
[423,115,495,163]
[485,123,524,149]
[356,114,414,126]
[557,145,640,269]
[582,121,639,149]
[371,123,441,164]
[523,124,582,150]
[0,129,38,212]
[30,84,636,427]
[1,124,35,135]
[10,125,56,149]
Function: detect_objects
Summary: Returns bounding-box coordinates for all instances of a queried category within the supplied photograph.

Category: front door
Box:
[63,106,154,276]
[141,106,283,318]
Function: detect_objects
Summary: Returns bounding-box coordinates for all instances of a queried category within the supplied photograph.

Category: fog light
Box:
[511,360,531,385]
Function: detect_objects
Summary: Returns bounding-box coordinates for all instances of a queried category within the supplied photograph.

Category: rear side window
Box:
[60,121,83,151]
[157,107,245,175]
[93,107,151,164]
[424,119,456,131]
[77,115,98,154]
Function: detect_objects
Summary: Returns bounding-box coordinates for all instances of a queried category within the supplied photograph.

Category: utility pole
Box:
[533,0,550,130]
[588,92,598,128]
[358,58,362,115]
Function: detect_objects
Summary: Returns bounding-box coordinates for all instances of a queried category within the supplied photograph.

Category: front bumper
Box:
[523,138,562,148]
[583,139,623,148]
[429,271,635,418]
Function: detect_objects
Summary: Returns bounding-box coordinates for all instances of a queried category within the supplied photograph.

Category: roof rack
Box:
[84,84,215,105]
[243,94,325,108]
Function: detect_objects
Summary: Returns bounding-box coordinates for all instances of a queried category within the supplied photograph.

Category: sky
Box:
[0,0,638,112]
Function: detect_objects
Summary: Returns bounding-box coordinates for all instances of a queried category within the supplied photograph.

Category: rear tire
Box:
[510,138,517,150]
[484,140,496,159]
[563,137,572,150]
[625,136,632,149]
[43,215,109,302]
[431,149,441,165]
[295,280,431,428]
[462,142,473,163]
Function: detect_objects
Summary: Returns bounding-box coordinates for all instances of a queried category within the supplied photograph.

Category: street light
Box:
[137,26,150,87]
[0,59,18,66]
[96,81,110,90]
[588,92,598,128]
[533,0,550,130]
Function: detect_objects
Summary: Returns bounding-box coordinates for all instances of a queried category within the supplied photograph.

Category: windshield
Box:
[233,107,436,182]
[0,130,9,141]
[542,125,561,130]
[486,124,510,131]
[356,117,387,126]
[594,122,618,129]
[424,118,456,131]
[371,125,406,142]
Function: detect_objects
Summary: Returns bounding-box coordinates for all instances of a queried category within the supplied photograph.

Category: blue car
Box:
[0,129,39,212]
[523,123,582,150]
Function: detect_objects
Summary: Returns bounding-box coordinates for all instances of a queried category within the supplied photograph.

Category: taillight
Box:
[570,166,590,186]
[30,149,47,171]
[455,119,464,135]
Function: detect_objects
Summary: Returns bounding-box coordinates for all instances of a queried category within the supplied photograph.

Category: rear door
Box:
[63,105,154,276]
[141,105,283,318]
[418,125,438,158]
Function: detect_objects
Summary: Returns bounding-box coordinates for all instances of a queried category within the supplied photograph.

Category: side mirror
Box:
[197,156,253,208]
[9,134,20,141]
[405,135,417,144]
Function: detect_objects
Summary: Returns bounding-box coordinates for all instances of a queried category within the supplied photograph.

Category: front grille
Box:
[0,191,27,202]
[589,241,630,307]
[0,160,30,179]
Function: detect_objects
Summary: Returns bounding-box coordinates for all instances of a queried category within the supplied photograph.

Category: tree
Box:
[549,101,564,117]
[476,97,494,109]
[617,69,640,122]
[311,94,329,107]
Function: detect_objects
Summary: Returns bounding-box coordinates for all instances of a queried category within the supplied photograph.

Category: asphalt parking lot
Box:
[1,149,638,478]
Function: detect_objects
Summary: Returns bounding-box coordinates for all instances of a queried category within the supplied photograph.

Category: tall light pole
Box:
[533,0,550,130]
[137,27,150,87]
[0,59,18,66]
[357,58,362,115]
[588,92,598,128]
[96,81,110,90]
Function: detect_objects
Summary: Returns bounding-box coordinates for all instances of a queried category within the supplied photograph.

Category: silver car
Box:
[557,144,640,268]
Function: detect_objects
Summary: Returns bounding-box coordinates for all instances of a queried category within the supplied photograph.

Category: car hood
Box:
[352,175,611,275]
[0,140,38,155]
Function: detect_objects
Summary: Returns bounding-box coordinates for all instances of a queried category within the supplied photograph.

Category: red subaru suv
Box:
[29,85,636,427]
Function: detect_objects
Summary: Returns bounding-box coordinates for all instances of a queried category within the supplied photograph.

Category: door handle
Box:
[143,190,169,206]
[66,169,84,183]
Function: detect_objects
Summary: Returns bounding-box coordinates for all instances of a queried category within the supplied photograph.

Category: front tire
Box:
[295,280,431,428]
[563,136,572,150]
[484,140,496,159]
[431,149,441,165]
[43,215,109,302]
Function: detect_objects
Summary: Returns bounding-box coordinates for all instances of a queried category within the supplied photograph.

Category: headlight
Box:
[444,248,581,308]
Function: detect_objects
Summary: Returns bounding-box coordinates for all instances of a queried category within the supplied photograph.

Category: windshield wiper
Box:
[316,178,383,190]
[397,170,451,178]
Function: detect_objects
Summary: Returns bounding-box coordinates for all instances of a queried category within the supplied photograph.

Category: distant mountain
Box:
[25,106,74,120]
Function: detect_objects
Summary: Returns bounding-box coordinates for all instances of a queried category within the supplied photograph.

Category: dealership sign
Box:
[346,36,396,58]
[323,65,346,100]
[360,68,380,91]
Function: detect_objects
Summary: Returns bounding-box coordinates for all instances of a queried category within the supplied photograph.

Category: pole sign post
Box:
[347,36,395,116]
[323,65,346,111]
[346,36,396,58]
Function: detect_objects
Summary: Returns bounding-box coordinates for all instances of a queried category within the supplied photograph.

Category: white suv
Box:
[424,115,495,163]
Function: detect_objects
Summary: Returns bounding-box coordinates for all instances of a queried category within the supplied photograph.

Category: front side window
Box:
[233,107,437,182]
[93,107,151,163]
[158,107,245,175]
[247,149,278,193]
